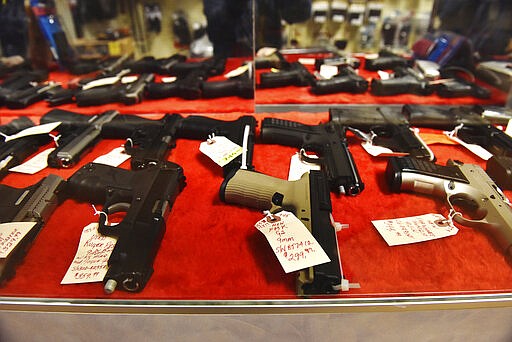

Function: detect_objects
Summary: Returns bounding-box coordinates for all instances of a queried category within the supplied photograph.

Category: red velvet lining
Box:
[1,111,512,301]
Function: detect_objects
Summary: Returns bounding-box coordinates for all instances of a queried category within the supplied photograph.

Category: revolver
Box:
[386,156,512,259]
[220,169,344,295]
[66,161,186,293]
[260,118,364,195]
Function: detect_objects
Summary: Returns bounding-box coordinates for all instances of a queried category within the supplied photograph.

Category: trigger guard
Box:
[299,149,324,165]
[446,194,487,227]
[98,202,131,236]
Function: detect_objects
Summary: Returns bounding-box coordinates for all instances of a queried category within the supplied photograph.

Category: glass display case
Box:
[1,0,512,340]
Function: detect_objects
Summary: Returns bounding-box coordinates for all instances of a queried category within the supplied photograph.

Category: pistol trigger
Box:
[98,202,131,236]
[299,149,324,164]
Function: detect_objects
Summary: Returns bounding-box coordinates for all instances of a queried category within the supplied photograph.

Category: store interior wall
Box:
[51,0,435,59]
[284,0,434,52]
[54,0,207,58]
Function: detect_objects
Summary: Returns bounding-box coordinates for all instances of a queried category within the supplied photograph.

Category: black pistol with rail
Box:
[260,117,364,195]
[65,160,186,294]
[329,105,434,160]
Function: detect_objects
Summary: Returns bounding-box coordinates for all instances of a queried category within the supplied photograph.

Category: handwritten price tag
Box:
[199,136,243,167]
[372,213,458,246]
[93,146,130,167]
[61,223,117,284]
[0,222,37,258]
[9,148,55,174]
[255,211,330,273]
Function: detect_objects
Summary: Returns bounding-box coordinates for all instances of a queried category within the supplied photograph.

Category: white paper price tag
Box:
[2,122,61,142]
[93,146,130,167]
[298,57,315,65]
[372,213,458,246]
[443,131,493,160]
[319,64,339,79]
[61,223,117,284]
[225,64,249,78]
[0,222,37,258]
[288,152,320,181]
[9,148,55,174]
[255,211,330,273]
[361,142,408,157]
[199,136,243,167]
[256,47,278,57]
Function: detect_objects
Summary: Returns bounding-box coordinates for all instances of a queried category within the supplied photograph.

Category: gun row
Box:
[1,104,512,296]
[257,50,492,99]
[0,54,254,109]
[0,49,495,110]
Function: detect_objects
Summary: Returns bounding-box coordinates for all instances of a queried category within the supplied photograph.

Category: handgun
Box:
[364,50,412,71]
[310,66,368,95]
[260,118,364,195]
[4,82,62,109]
[66,161,186,293]
[124,114,183,170]
[124,54,187,74]
[75,73,154,106]
[0,119,53,179]
[220,169,343,295]
[370,66,434,96]
[258,61,316,89]
[201,66,254,99]
[0,116,36,141]
[144,57,226,100]
[386,156,512,260]
[403,104,512,157]
[434,77,491,99]
[0,70,49,106]
[46,110,119,168]
[40,109,173,169]
[329,106,434,160]
[0,174,64,283]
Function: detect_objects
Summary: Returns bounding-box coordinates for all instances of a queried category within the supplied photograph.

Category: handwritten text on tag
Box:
[0,222,37,258]
[61,223,117,284]
[372,213,458,246]
[255,211,330,273]
[9,148,55,174]
[199,136,243,167]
